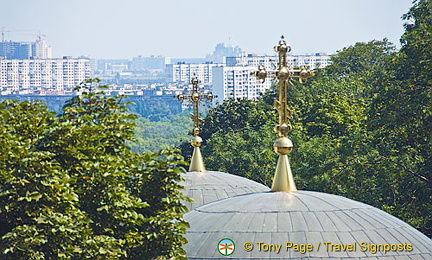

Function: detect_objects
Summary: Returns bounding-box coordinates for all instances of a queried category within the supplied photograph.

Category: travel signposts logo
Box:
[218,238,235,256]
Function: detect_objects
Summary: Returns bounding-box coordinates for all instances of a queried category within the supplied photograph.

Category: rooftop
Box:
[184,190,432,259]
[181,171,269,210]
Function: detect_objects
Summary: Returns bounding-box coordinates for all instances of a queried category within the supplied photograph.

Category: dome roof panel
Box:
[290,211,309,231]
[303,211,324,230]
[276,212,294,232]
[246,210,267,232]
[320,211,343,231]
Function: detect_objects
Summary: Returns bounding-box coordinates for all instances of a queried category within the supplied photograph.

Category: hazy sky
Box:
[1,0,413,59]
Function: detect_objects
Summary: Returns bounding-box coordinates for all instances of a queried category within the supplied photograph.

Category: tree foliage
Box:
[0,100,91,259]
[131,111,193,153]
[367,0,432,236]
[0,79,189,259]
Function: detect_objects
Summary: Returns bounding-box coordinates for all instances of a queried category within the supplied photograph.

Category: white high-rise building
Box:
[166,62,222,84]
[227,53,331,69]
[32,39,52,59]
[212,66,273,103]
[0,57,91,95]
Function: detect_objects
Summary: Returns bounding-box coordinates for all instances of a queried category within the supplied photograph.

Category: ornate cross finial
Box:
[254,35,315,137]
[174,74,216,172]
[176,75,216,138]
[252,36,315,192]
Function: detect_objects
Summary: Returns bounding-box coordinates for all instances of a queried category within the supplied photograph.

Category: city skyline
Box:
[1,0,413,59]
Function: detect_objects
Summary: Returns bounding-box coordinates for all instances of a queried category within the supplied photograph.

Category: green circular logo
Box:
[218,238,235,256]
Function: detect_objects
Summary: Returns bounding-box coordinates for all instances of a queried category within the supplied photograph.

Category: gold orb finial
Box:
[191,135,202,147]
[273,136,293,155]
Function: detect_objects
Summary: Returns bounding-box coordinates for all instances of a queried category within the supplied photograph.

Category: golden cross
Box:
[175,75,216,136]
[253,35,314,137]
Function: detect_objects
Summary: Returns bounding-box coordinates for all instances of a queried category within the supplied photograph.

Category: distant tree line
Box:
[130,111,193,154]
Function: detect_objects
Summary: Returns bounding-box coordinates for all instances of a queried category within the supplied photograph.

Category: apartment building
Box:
[0,56,91,94]
[212,65,273,103]
[166,62,222,84]
[227,53,331,69]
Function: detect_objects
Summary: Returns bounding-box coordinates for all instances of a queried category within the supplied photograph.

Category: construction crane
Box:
[1,27,43,42]
[36,33,46,42]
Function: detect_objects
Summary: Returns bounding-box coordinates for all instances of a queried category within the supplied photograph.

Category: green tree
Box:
[201,97,276,141]
[43,79,149,258]
[130,150,190,258]
[0,79,190,258]
[0,100,93,259]
[204,124,276,186]
[131,111,193,153]
[323,39,395,79]
[368,0,432,236]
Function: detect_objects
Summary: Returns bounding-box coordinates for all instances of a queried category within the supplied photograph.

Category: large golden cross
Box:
[253,35,314,137]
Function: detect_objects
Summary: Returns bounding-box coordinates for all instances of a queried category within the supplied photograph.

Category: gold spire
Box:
[253,36,314,192]
[175,75,216,172]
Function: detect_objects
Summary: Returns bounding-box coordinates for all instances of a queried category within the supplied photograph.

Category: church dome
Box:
[184,190,432,259]
[180,171,269,210]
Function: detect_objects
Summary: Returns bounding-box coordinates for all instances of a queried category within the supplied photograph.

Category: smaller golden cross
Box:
[175,75,216,136]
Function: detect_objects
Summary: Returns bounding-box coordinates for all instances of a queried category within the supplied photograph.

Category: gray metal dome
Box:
[180,171,269,210]
[184,190,432,259]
